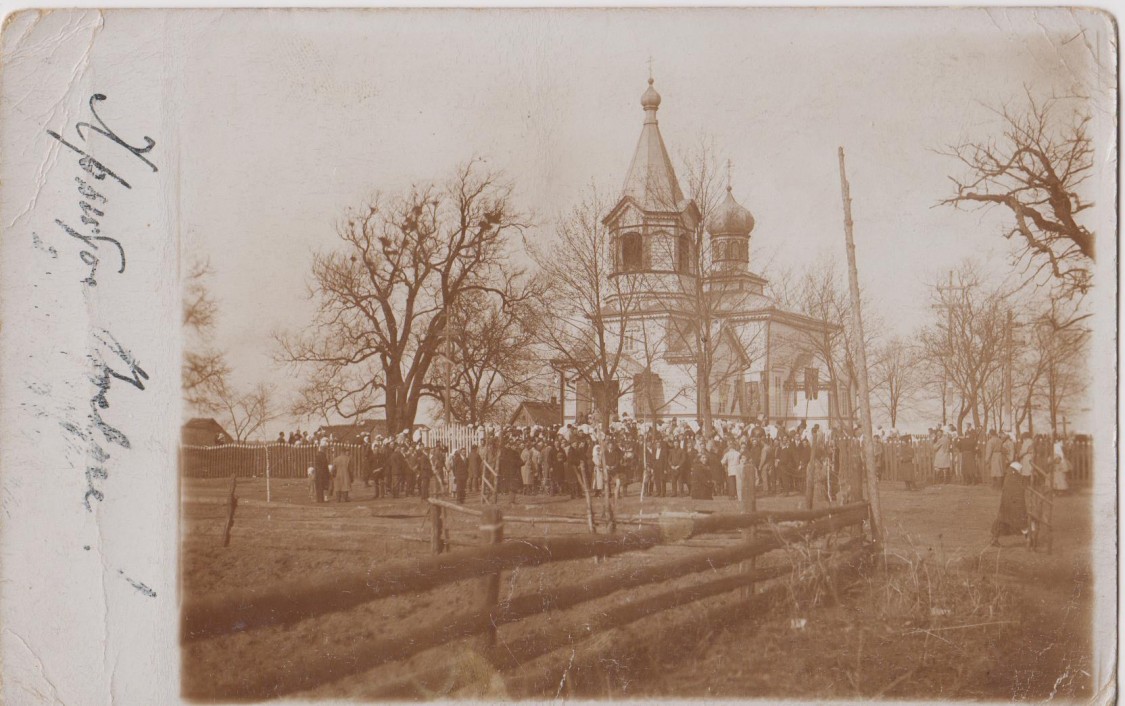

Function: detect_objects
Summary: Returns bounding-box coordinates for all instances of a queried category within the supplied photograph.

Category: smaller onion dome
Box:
[640,78,662,111]
[708,186,755,237]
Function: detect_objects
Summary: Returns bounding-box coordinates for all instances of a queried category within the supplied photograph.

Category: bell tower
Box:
[603,79,700,303]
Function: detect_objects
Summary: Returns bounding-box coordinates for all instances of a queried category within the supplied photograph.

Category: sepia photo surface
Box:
[0,7,1117,704]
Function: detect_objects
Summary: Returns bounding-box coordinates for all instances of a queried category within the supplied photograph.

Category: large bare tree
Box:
[941,93,1095,302]
[278,159,528,433]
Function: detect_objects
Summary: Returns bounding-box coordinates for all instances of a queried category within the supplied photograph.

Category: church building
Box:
[560,79,852,429]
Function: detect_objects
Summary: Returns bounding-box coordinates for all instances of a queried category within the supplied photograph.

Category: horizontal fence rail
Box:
[182,502,870,700]
[181,501,869,642]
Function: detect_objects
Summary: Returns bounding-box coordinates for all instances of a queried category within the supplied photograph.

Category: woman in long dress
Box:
[986,430,1005,489]
[991,461,1028,545]
[1052,441,1071,493]
[690,443,714,500]
[899,437,916,490]
[933,429,952,484]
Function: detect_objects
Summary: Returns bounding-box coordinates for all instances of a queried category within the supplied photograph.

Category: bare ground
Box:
[181,478,1096,701]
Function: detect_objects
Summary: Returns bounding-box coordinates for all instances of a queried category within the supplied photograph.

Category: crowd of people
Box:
[294,415,1078,553]
[899,425,1073,493]
[296,414,882,508]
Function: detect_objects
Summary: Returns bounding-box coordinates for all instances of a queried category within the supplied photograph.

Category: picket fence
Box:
[179,443,369,480]
[420,424,478,454]
[850,437,1093,485]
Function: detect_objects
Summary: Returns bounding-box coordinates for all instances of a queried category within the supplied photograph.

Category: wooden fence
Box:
[179,443,369,479]
[844,437,1093,485]
[181,500,871,700]
[421,423,478,453]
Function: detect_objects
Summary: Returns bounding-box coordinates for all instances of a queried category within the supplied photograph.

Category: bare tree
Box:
[1025,299,1089,437]
[919,263,1008,432]
[183,257,229,413]
[871,336,923,429]
[941,92,1095,302]
[277,159,528,433]
[215,381,280,443]
[529,185,651,432]
[439,294,547,425]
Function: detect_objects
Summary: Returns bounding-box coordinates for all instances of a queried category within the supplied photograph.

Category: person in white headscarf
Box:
[1051,441,1070,493]
[991,460,1029,545]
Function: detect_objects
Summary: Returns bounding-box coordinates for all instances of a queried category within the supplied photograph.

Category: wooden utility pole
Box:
[222,474,239,547]
[1005,309,1015,434]
[836,147,882,544]
[934,271,968,430]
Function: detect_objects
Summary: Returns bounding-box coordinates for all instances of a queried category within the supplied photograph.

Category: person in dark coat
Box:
[991,461,1029,545]
[370,443,387,498]
[416,448,432,500]
[668,441,688,497]
[899,437,917,490]
[759,438,777,495]
[647,437,667,497]
[604,440,623,499]
[549,441,567,496]
[362,442,375,487]
[387,443,407,498]
[959,427,980,485]
[467,444,483,493]
[747,436,763,490]
[500,443,521,496]
[795,437,811,494]
[778,438,796,495]
[566,440,584,498]
[451,448,469,504]
[313,440,331,503]
[690,444,714,500]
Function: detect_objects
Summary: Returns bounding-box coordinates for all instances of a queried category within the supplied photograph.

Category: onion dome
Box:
[640,78,661,111]
[708,186,755,237]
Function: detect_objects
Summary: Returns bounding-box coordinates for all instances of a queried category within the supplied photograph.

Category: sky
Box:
[178,8,1116,432]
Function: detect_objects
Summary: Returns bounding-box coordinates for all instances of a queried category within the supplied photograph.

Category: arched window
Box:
[733,239,749,262]
[713,238,729,262]
[620,232,643,272]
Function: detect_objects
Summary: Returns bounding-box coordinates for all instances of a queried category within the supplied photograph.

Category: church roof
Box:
[708,186,756,237]
[620,79,686,212]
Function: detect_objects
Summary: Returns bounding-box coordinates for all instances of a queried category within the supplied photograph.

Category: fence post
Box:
[431,503,445,554]
[222,474,238,548]
[742,459,757,598]
[479,507,504,648]
[265,445,272,504]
